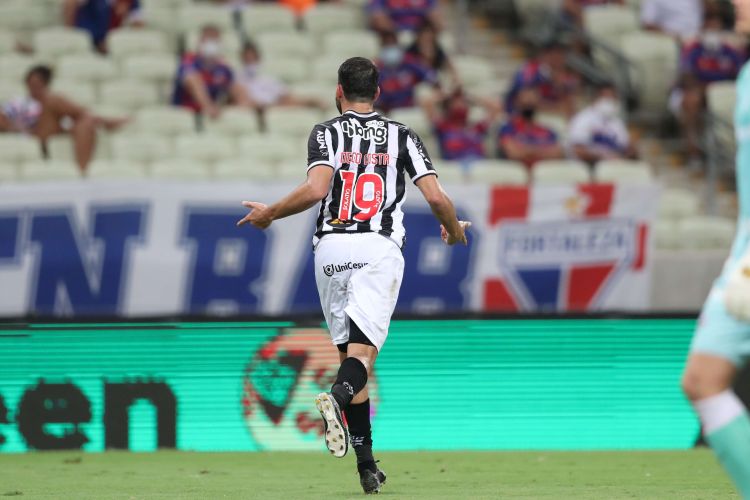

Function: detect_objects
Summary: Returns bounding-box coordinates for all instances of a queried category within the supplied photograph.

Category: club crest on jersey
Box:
[341,119,387,145]
[325,218,356,228]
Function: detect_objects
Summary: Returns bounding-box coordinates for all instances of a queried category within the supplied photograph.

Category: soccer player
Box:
[237,57,469,494]
[681,0,750,496]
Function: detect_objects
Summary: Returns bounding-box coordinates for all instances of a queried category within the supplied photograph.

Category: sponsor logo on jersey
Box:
[341,119,387,145]
[316,130,328,155]
[323,262,369,277]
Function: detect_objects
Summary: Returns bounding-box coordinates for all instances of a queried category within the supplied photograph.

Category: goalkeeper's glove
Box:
[724,256,750,322]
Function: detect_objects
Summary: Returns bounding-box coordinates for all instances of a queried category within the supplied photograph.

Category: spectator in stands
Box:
[0,66,127,172]
[498,88,564,168]
[63,0,143,52]
[375,31,438,113]
[504,41,579,117]
[405,21,460,87]
[567,82,638,164]
[561,0,625,26]
[172,25,255,119]
[670,12,746,166]
[641,0,703,40]
[422,88,501,162]
[239,43,326,110]
[367,0,442,34]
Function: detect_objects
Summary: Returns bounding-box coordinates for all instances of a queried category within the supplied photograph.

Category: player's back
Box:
[306,110,436,248]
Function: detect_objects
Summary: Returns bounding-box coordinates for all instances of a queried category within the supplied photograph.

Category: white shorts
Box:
[314,232,405,351]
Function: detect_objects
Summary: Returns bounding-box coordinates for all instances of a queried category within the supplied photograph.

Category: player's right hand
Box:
[724,258,750,322]
[441,221,471,246]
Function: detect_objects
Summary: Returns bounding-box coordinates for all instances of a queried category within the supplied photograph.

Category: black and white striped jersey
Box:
[307,110,437,248]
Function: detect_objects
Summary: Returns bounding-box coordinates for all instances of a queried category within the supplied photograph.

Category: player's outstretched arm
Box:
[236,166,333,230]
[414,174,470,246]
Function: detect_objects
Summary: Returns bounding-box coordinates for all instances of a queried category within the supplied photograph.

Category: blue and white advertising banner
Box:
[0,180,659,316]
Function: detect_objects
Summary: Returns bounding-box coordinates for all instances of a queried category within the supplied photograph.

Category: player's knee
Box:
[681,368,731,401]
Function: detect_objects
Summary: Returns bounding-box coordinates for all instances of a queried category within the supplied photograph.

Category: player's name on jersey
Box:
[339,151,391,166]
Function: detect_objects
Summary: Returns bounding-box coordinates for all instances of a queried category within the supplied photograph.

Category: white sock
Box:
[693,390,747,434]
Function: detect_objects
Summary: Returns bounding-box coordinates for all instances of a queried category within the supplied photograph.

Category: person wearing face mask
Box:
[567,82,638,164]
[498,87,564,168]
[171,24,255,119]
[422,87,500,161]
[375,31,438,113]
[405,21,460,87]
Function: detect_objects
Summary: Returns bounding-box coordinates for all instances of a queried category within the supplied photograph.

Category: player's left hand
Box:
[724,258,750,322]
[237,201,273,229]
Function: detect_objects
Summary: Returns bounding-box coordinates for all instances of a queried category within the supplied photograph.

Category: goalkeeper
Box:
[681,1,750,495]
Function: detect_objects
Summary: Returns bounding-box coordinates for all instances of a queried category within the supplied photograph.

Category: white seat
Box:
[276,161,312,181]
[238,134,306,165]
[620,31,679,112]
[122,54,179,84]
[150,158,212,180]
[453,56,495,86]
[132,106,196,137]
[679,216,735,250]
[433,161,465,183]
[174,133,237,165]
[141,0,192,8]
[388,108,431,140]
[0,161,19,182]
[707,81,736,124]
[514,0,562,26]
[204,107,260,137]
[287,81,333,102]
[33,28,91,60]
[94,104,130,121]
[583,5,640,71]
[99,79,160,109]
[141,5,182,38]
[0,80,24,102]
[653,220,680,250]
[57,54,118,83]
[0,54,39,82]
[304,5,363,35]
[0,135,42,163]
[532,160,590,185]
[261,58,312,84]
[87,159,149,179]
[108,29,169,60]
[110,134,173,164]
[595,159,654,184]
[470,160,528,185]
[323,31,379,59]
[20,159,81,181]
[215,158,275,181]
[242,4,296,33]
[0,30,17,54]
[257,33,316,59]
[659,188,700,219]
[312,56,347,85]
[178,4,233,32]
[0,3,48,32]
[264,108,324,137]
[53,80,97,107]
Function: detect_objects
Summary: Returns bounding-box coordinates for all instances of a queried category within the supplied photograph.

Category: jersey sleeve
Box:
[402,128,437,182]
[307,123,336,172]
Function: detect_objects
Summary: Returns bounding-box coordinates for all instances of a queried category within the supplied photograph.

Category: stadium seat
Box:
[583,5,640,71]
[238,134,306,165]
[174,134,237,165]
[0,30,17,54]
[513,0,562,27]
[140,5,182,40]
[0,2,48,32]
[261,57,312,84]
[178,4,233,32]
[258,33,316,59]
[532,160,590,185]
[433,161,466,183]
[132,106,196,137]
[99,80,160,110]
[620,31,679,112]
[53,80,97,107]
[0,54,40,82]
[323,31,379,59]
[45,132,111,163]
[108,29,170,60]
[452,56,495,86]
[0,80,23,102]
[150,158,212,180]
[388,108,432,139]
[469,160,528,185]
[658,188,700,219]
[215,158,275,181]
[204,107,260,137]
[241,4,297,33]
[33,28,91,61]
[287,81,333,103]
[110,134,173,164]
[595,160,654,184]
[0,162,18,183]
[265,108,324,138]
[141,0,192,8]
[277,161,316,181]
[94,104,130,121]
[679,216,735,250]
[122,54,179,86]
[57,54,119,83]
[653,220,680,250]
[86,159,149,179]
[707,81,736,124]
[304,5,363,35]
[20,159,81,181]
[312,55,347,85]
[0,135,42,163]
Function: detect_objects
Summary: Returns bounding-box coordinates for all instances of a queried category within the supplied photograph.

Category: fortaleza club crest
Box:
[241,330,379,450]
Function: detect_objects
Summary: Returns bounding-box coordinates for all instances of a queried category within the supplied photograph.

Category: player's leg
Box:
[682,290,750,497]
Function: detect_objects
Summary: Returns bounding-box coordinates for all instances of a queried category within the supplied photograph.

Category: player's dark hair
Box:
[338,57,379,103]
[26,65,53,85]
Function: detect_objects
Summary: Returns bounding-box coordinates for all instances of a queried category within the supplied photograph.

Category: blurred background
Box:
[0,0,748,456]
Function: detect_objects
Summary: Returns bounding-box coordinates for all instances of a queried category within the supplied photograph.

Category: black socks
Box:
[331,357,368,409]
[346,399,375,473]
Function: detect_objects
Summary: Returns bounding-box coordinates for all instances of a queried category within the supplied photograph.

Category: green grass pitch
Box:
[0,450,736,499]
